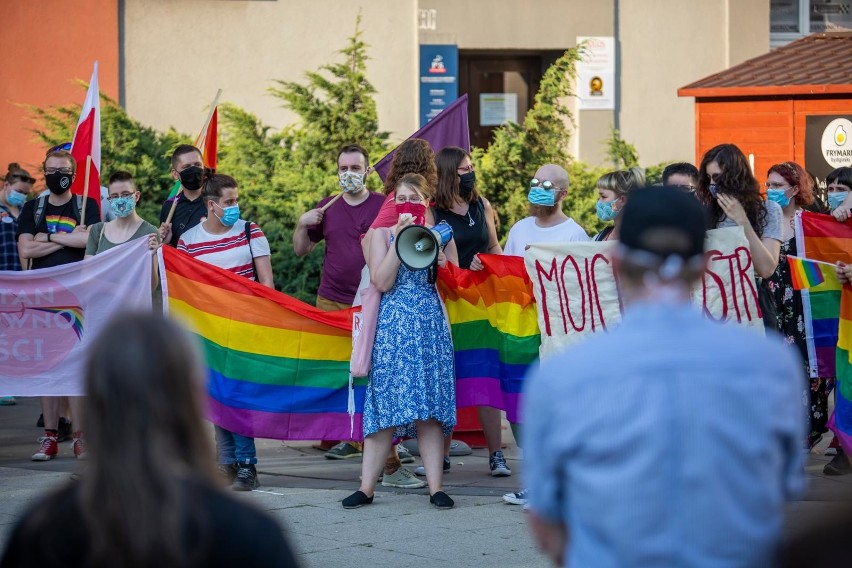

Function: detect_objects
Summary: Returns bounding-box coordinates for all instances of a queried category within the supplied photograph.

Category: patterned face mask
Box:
[339,171,365,193]
[109,195,136,218]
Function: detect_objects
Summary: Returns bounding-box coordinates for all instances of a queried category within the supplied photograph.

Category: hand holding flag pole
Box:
[320,192,344,212]
[165,89,222,225]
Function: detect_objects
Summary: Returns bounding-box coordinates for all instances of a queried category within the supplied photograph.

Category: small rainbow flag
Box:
[787,255,829,290]
[437,254,540,422]
[159,246,362,440]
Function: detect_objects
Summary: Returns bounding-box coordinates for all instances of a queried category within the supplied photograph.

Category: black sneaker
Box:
[489,451,512,477]
[232,464,259,491]
[414,456,451,476]
[218,462,239,484]
[823,450,852,476]
[57,417,72,443]
[429,491,454,509]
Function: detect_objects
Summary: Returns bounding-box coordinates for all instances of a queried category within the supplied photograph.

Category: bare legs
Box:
[358,428,394,497]
[478,406,502,454]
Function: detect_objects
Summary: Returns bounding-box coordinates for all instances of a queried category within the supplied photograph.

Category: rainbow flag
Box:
[787,256,828,290]
[437,254,540,422]
[796,211,852,454]
[159,246,362,440]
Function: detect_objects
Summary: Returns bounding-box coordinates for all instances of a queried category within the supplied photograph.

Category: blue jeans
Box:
[214,425,257,465]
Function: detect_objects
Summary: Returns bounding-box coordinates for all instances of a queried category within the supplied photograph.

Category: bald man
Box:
[503,164,589,256]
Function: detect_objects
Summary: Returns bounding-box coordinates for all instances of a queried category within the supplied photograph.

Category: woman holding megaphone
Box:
[343,173,460,510]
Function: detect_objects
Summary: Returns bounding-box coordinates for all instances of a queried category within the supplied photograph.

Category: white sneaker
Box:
[381,468,427,488]
[502,488,529,505]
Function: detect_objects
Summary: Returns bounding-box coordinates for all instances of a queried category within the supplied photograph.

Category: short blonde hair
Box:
[596,167,645,198]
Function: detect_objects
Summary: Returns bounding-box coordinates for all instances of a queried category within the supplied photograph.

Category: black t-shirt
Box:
[0,480,300,568]
[16,196,101,269]
[160,193,207,247]
[432,198,488,269]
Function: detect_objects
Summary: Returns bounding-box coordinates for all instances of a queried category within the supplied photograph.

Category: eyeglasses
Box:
[44,168,74,175]
[107,192,136,200]
[530,178,558,190]
[764,182,791,190]
[9,173,36,184]
[394,195,423,204]
[671,184,696,193]
[47,142,72,154]
[457,164,474,174]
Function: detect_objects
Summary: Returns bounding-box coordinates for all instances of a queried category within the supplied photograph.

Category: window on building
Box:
[771,0,852,46]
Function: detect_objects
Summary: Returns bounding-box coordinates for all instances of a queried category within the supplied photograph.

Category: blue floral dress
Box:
[362,263,456,439]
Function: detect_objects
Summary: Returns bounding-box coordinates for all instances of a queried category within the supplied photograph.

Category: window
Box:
[771,0,852,46]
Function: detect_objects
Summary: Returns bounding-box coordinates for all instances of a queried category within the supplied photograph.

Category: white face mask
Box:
[339,171,365,193]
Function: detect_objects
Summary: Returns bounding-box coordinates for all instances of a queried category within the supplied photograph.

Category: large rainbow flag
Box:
[159,246,362,440]
[795,211,852,453]
[437,254,540,422]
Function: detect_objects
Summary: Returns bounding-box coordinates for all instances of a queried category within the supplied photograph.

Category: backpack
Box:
[33,194,84,229]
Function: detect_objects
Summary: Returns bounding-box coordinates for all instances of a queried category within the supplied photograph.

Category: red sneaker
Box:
[32,433,59,461]
[72,431,87,460]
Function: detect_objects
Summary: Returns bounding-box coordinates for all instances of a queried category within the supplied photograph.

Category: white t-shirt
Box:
[503,216,589,256]
[177,219,270,280]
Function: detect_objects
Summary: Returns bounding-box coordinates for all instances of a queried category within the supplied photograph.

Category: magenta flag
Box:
[374,94,469,181]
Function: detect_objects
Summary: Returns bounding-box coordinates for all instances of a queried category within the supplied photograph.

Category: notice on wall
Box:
[576,36,615,110]
[419,44,459,127]
[805,115,852,187]
[480,93,518,126]
[525,227,763,358]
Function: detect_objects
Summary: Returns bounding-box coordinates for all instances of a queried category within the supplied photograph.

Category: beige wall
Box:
[125,0,418,145]
[618,0,769,166]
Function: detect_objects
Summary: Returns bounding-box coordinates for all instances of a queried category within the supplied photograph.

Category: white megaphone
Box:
[395,221,454,271]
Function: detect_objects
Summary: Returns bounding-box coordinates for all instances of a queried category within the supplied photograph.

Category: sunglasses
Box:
[9,173,37,184]
[47,142,73,154]
[530,178,557,190]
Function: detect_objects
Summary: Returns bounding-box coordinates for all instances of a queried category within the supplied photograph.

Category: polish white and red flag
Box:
[69,61,101,210]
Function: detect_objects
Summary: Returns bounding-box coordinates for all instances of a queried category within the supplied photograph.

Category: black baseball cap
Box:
[618,185,708,260]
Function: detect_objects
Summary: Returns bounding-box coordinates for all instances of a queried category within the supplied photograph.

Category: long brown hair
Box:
[383,138,437,197]
[697,143,768,237]
[434,146,478,210]
[79,313,217,567]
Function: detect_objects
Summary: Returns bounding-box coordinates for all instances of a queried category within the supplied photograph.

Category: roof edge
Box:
[678,84,852,98]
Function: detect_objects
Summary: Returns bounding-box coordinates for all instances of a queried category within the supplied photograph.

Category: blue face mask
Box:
[213,202,241,227]
[828,191,849,212]
[109,195,136,218]
[596,200,619,222]
[6,189,26,207]
[528,187,556,206]
[766,188,791,208]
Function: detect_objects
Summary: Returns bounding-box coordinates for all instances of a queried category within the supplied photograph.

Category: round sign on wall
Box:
[820,118,852,168]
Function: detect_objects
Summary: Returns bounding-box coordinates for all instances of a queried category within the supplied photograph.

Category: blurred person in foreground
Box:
[0,313,298,568]
[522,186,806,568]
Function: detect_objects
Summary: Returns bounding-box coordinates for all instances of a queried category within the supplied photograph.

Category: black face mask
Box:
[179,165,204,191]
[459,171,476,197]
[45,172,73,195]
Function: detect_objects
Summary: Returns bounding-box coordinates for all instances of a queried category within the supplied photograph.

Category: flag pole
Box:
[80,155,92,224]
[320,192,344,212]
[164,88,222,225]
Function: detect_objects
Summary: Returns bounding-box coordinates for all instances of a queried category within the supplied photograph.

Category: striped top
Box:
[177,219,270,280]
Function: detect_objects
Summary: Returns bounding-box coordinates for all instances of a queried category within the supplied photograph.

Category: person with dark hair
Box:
[0,163,34,272]
[343,173,459,510]
[159,144,208,247]
[593,167,645,241]
[827,166,852,222]
[426,146,507,479]
[661,162,699,191]
[293,143,384,311]
[523,186,805,568]
[16,149,100,461]
[293,144,384,460]
[0,313,299,568]
[696,144,782,279]
[85,172,159,258]
[178,174,273,490]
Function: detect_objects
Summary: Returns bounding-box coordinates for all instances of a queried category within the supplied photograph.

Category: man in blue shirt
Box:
[522,186,805,568]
